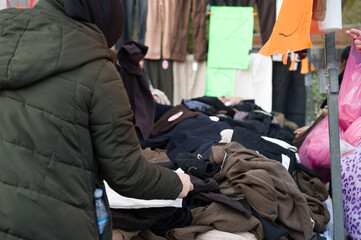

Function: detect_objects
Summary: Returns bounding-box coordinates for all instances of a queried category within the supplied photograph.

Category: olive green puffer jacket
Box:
[0,1,182,239]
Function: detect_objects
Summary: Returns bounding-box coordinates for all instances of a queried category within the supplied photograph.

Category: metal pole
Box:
[324,32,345,240]
[305,50,314,126]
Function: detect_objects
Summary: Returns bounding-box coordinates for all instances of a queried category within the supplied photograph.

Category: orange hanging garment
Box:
[259,0,313,56]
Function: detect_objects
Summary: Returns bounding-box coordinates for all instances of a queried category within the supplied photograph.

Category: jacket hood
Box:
[0,0,111,90]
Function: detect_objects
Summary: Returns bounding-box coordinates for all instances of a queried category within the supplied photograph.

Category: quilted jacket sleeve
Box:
[89,61,182,200]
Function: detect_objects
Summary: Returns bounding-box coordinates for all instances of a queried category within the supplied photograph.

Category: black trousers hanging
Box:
[272,60,306,127]
[115,0,148,50]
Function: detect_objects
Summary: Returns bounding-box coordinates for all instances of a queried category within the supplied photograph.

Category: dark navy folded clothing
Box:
[192,96,235,118]
[141,114,232,160]
[231,126,297,174]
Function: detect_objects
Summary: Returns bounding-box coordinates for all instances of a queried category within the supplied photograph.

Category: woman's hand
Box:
[176,172,194,198]
[293,126,310,139]
[346,28,361,52]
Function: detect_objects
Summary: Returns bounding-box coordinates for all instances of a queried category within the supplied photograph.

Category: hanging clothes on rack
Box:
[170,0,208,61]
[209,0,242,6]
[272,53,306,127]
[144,0,208,61]
[173,54,207,105]
[144,59,174,105]
[235,53,273,112]
[144,0,208,105]
[115,0,148,50]
[312,0,326,21]
[205,6,254,98]
[238,0,276,45]
[258,0,312,56]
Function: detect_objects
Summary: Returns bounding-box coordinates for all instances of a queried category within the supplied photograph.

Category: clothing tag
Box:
[192,62,198,72]
[168,111,183,122]
[272,54,284,62]
[281,154,291,171]
[162,60,169,70]
[224,101,231,106]
[293,62,298,71]
[289,53,296,71]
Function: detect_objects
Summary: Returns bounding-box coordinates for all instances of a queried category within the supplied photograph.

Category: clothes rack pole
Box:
[324,32,345,240]
[305,50,314,126]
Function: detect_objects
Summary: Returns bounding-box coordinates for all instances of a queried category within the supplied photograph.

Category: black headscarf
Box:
[55,0,124,48]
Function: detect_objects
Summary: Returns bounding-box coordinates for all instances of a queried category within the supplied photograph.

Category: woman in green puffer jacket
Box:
[0,0,193,239]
